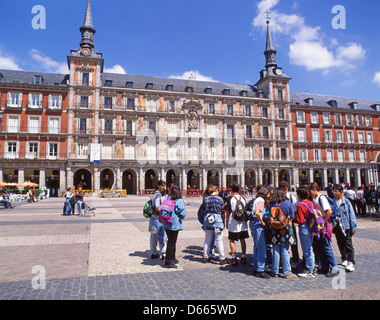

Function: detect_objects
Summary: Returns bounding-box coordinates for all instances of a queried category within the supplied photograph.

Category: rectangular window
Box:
[334,113,342,125]
[263,127,269,139]
[279,128,286,140]
[80,96,89,108]
[312,129,319,142]
[227,105,233,115]
[348,150,355,162]
[9,92,21,107]
[7,115,19,133]
[126,98,135,109]
[208,104,215,114]
[82,73,89,86]
[168,101,175,112]
[310,112,318,124]
[280,148,286,159]
[325,130,332,142]
[313,149,321,161]
[277,89,284,101]
[326,149,333,162]
[34,76,42,85]
[227,124,234,137]
[28,116,40,134]
[49,143,58,157]
[367,132,373,144]
[300,149,307,162]
[104,97,113,108]
[7,142,17,158]
[28,143,38,159]
[50,95,61,109]
[323,113,331,124]
[298,129,305,142]
[79,118,87,134]
[29,94,42,108]
[356,115,364,126]
[278,108,285,119]
[245,125,252,138]
[357,132,364,144]
[245,106,251,116]
[77,143,89,158]
[359,150,366,162]
[346,114,354,125]
[336,131,343,143]
[263,148,270,160]
[296,111,305,123]
[262,107,268,118]
[49,117,60,134]
[347,131,354,143]
[365,115,372,126]
[148,121,156,135]
[126,120,133,135]
[338,150,344,162]
[104,120,112,134]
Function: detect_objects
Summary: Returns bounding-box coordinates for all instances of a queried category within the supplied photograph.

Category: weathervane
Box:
[265,10,271,24]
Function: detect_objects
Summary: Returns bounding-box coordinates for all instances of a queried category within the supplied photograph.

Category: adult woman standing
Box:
[162,184,186,268]
[250,186,272,278]
[332,184,357,272]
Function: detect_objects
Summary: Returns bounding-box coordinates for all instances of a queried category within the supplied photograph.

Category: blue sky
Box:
[0,0,379,100]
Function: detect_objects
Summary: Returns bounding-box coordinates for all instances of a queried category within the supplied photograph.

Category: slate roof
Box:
[101,72,258,97]
[290,92,380,112]
[0,69,69,87]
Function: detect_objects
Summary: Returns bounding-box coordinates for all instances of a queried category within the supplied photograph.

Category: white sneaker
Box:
[345,262,355,272]
[341,260,348,267]
[298,270,315,278]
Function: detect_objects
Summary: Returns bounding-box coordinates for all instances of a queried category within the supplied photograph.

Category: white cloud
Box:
[29,49,69,74]
[0,50,22,70]
[373,72,380,86]
[168,70,218,82]
[252,0,366,72]
[104,64,126,74]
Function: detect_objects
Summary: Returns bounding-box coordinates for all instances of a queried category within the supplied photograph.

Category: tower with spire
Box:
[66,0,104,176]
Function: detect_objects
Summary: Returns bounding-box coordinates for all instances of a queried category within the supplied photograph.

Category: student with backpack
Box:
[294,186,316,278]
[224,183,248,265]
[201,185,227,265]
[267,188,297,279]
[332,184,357,272]
[308,182,339,277]
[149,180,167,260]
[161,184,186,268]
[250,186,272,279]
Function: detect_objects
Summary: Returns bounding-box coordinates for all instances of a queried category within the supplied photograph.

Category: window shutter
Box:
[18,93,22,107]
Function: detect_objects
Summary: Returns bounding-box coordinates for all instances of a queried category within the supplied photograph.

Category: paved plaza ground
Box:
[0,195,380,302]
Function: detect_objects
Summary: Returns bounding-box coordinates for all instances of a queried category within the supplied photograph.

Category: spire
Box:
[264,19,277,68]
[80,0,96,50]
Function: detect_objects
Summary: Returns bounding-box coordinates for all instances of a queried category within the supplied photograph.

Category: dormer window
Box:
[371,104,380,112]
[166,84,173,91]
[126,81,133,88]
[105,80,112,87]
[349,102,358,110]
[222,89,230,95]
[185,86,194,93]
[304,98,314,106]
[240,90,248,97]
[328,100,338,108]
[34,75,43,85]
[146,83,153,89]
[204,87,212,94]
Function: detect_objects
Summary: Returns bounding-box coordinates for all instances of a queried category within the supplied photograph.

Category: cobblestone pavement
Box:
[0,196,380,301]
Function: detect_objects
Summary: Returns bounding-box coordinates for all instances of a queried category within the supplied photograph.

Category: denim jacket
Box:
[149,190,164,233]
[337,197,357,232]
[162,196,186,231]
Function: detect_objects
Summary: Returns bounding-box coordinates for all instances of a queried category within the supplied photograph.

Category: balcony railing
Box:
[0,126,67,134]
[0,152,67,160]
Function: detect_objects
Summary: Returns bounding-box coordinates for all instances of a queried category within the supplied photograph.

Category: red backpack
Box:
[269,204,288,229]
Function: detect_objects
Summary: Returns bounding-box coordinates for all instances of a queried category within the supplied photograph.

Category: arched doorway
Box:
[226,168,239,188]
[122,170,137,195]
[262,169,272,186]
[207,169,219,187]
[74,169,92,190]
[145,169,158,190]
[313,169,322,188]
[166,169,179,186]
[100,169,114,189]
[278,169,289,184]
[245,169,255,188]
[187,169,200,189]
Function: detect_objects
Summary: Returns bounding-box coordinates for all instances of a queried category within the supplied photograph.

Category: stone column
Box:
[322,168,328,190]
[59,168,66,195]
[94,167,100,191]
[18,168,25,184]
[308,168,313,184]
[39,169,46,189]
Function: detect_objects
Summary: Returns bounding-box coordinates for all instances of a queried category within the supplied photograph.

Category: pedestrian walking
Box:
[162,184,186,268]
[63,187,73,215]
[332,184,357,272]
[76,187,84,215]
[355,186,366,217]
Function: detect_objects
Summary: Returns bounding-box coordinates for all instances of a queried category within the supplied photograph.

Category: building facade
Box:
[1,1,379,196]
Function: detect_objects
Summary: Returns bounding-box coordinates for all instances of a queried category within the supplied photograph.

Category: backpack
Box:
[299,202,326,240]
[269,204,288,229]
[367,189,376,205]
[143,199,154,218]
[243,198,256,221]
[158,199,176,225]
[318,195,338,223]
[231,196,245,221]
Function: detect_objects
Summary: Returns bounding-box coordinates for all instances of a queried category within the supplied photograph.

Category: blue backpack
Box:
[319,195,338,223]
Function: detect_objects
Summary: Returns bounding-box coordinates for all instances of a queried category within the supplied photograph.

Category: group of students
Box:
[147,179,357,279]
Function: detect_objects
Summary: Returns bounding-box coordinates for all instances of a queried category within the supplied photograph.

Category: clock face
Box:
[275,68,283,76]
[81,48,91,57]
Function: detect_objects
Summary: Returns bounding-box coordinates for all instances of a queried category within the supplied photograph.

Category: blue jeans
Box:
[298,224,315,272]
[272,245,291,275]
[250,218,266,272]
[64,200,72,215]
[315,234,339,273]
[76,200,84,215]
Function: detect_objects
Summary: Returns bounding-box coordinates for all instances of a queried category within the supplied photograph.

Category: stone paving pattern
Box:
[0,196,380,300]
